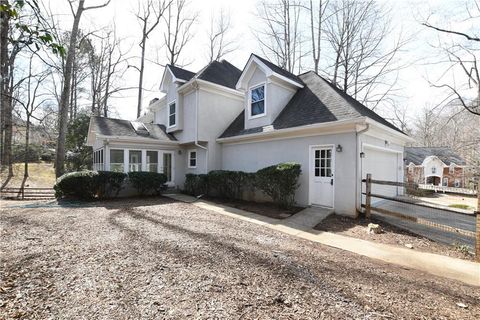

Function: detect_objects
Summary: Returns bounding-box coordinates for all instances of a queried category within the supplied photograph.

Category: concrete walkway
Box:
[164,193,480,287]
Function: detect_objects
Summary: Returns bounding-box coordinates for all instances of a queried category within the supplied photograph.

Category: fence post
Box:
[476,182,480,262]
[365,173,372,220]
[21,186,25,200]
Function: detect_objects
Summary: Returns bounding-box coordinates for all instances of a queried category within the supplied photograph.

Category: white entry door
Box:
[310,146,334,207]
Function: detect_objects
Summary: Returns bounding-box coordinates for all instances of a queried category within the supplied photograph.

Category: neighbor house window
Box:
[147,151,158,173]
[449,164,455,174]
[129,150,142,172]
[442,177,448,187]
[454,179,461,187]
[168,101,176,127]
[163,153,172,182]
[110,149,124,172]
[431,167,436,174]
[188,150,197,168]
[250,84,265,117]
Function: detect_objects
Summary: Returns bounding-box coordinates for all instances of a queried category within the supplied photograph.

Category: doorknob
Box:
[330,179,333,186]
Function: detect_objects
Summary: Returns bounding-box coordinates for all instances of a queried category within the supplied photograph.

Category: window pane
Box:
[315,150,320,158]
[315,168,320,177]
[147,151,158,173]
[251,86,264,102]
[129,150,142,172]
[169,103,175,115]
[326,159,331,168]
[163,153,172,181]
[326,168,331,177]
[320,168,325,177]
[110,149,124,172]
[169,114,175,126]
[251,100,264,116]
[327,149,332,158]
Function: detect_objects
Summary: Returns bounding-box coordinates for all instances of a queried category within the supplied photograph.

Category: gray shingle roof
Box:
[91,116,177,142]
[405,147,466,165]
[252,54,304,86]
[167,64,196,82]
[220,71,404,138]
[197,60,242,89]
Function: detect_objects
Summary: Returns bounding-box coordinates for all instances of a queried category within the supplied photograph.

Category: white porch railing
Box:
[418,184,477,195]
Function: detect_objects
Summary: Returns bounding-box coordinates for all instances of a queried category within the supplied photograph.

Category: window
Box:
[314,149,332,177]
[442,177,448,187]
[454,179,461,188]
[188,150,197,168]
[168,102,176,127]
[449,164,455,174]
[431,167,436,174]
[163,153,172,182]
[93,149,104,171]
[129,150,142,172]
[110,149,124,172]
[250,84,265,117]
[147,151,158,173]
[408,164,414,173]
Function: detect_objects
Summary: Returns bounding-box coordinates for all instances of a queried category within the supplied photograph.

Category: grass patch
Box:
[1,162,56,188]
[448,204,473,210]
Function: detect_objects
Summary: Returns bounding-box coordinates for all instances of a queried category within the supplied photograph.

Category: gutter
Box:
[193,81,209,173]
[355,123,370,216]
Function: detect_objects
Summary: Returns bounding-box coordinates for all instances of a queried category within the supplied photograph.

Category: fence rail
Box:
[418,184,477,195]
[363,174,480,261]
[0,187,55,200]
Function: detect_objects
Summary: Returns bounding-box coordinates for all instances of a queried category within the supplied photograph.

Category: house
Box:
[404,147,468,187]
[86,54,412,216]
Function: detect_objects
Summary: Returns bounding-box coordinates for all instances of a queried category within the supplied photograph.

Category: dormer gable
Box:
[160,64,195,93]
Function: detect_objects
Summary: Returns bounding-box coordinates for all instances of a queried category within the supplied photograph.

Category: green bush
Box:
[184,173,208,196]
[255,162,301,208]
[207,170,254,199]
[96,171,127,199]
[128,171,167,196]
[54,170,99,200]
[40,152,53,162]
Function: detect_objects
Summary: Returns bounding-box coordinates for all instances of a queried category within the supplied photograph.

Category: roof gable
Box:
[236,54,304,90]
[404,147,466,166]
[197,60,242,89]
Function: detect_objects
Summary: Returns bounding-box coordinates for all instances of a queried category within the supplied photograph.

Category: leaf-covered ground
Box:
[1,197,479,319]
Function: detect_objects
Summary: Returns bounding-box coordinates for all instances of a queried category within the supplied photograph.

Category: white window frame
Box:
[188,149,197,169]
[454,179,461,188]
[442,177,448,187]
[248,82,266,119]
[168,100,177,128]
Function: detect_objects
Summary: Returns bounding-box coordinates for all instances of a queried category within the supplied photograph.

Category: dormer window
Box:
[168,101,176,127]
[250,84,265,118]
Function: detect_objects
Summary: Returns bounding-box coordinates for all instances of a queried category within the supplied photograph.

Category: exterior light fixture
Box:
[336,144,343,152]
[360,152,365,158]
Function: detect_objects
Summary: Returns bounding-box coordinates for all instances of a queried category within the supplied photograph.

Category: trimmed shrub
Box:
[255,162,301,208]
[128,171,168,196]
[207,170,254,199]
[184,173,208,196]
[54,170,99,200]
[96,171,127,199]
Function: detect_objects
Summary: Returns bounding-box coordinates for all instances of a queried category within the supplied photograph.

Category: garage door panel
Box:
[362,147,399,204]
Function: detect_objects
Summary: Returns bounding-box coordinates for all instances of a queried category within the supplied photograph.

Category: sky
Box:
[42,0,479,123]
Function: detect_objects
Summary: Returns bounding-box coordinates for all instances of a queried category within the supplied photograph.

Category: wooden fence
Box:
[0,187,55,200]
[363,174,480,262]
[418,184,477,196]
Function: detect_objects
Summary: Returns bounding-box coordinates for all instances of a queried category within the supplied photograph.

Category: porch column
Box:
[104,144,110,171]
[141,149,147,172]
[123,149,129,173]
[158,151,163,174]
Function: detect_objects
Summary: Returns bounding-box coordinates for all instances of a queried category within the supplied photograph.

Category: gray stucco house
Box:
[87,54,412,216]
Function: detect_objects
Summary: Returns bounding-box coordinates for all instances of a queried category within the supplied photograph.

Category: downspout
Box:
[355,122,370,215]
[193,81,208,173]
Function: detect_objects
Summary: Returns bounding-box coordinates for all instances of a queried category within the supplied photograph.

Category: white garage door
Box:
[362,146,400,203]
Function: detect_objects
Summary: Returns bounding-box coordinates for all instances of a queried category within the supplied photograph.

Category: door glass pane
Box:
[110,149,124,172]
[314,148,333,178]
[315,168,320,177]
[163,153,172,182]
[129,150,142,172]
[327,149,332,158]
[147,151,158,173]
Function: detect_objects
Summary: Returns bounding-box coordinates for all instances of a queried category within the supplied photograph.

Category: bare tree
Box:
[55,0,111,178]
[423,0,480,116]
[254,0,303,73]
[307,0,329,73]
[206,9,236,62]
[163,0,197,66]
[325,0,407,110]
[134,0,170,119]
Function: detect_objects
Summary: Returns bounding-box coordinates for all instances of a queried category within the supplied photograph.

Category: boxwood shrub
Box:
[54,170,99,200]
[96,171,127,199]
[183,162,301,207]
[255,162,301,208]
[128,172,168,196]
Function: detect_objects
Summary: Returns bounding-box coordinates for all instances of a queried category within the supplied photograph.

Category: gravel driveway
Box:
[1,197,479,319]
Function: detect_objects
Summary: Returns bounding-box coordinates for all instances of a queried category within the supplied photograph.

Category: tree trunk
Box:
[55,0,85,178]
[137,25,147,119]
[24,114,30,178]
